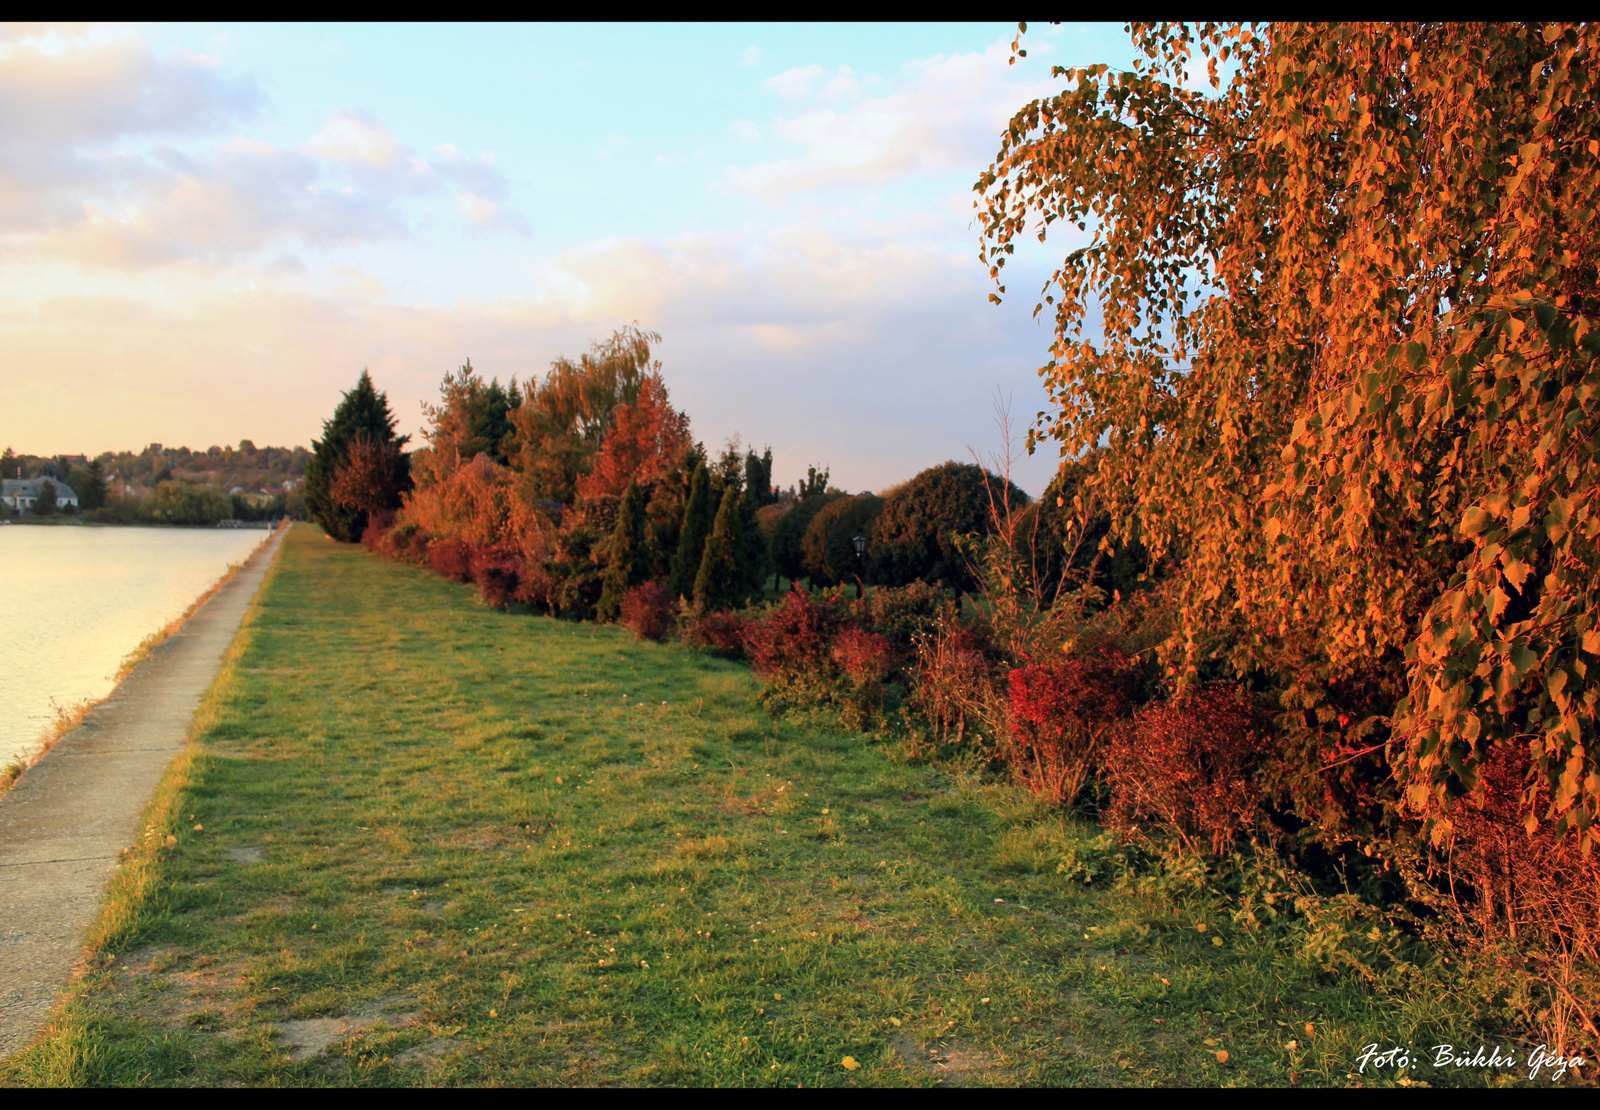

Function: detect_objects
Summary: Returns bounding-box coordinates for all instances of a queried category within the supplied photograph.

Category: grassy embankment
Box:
[1,524,1524,1086]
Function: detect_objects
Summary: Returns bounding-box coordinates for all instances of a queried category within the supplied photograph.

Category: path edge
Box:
[0,524,294,1074]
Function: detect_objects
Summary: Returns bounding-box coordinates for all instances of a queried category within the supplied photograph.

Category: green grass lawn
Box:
[1,525,1527,1087]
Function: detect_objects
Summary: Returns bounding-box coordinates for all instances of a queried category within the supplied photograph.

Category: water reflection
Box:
[0,525,270,766]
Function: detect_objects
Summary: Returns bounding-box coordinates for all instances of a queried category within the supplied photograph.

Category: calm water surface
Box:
[0,525,270,766]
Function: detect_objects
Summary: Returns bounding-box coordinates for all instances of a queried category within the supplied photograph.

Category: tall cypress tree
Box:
[598,478,650,621]
[738,453,771,599]
[668,461,713,601]
[305,370,410,542]
[694,487,747,612]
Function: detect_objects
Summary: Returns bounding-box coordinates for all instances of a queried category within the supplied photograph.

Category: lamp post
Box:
[852,533,866,600]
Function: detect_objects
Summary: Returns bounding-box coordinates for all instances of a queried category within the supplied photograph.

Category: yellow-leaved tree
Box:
[980,21,1599,852]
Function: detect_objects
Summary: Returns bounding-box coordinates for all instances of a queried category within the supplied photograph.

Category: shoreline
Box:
[0,523,284,798]
[0,523,286,1056]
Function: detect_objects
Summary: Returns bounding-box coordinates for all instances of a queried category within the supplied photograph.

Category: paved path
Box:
[0,526,285,1057]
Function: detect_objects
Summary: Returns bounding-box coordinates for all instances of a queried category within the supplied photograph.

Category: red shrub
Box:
[360,510,396,552]
[1004,652,1134,805]
[620,581,673,642]
[513,559,558,612]
[742,588,842,676]
[1103,682,1268,855]
[470,544,524,607]
[832,627,895,686]
[684,610,748,658]
[427,538,472,583]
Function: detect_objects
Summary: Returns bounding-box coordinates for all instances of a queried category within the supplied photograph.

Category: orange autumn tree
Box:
[574,371,693,504]
[329,431,410,517]
[978,23,1600,850]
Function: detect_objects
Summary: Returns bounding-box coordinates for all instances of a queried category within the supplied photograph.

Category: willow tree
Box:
[979,23,1600,847]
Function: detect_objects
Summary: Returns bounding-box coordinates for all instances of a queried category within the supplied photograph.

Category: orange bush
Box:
[394,453,554,562]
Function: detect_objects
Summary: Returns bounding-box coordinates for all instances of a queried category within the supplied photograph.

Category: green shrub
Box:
[800,494,883,587]
[871,462,1029,592]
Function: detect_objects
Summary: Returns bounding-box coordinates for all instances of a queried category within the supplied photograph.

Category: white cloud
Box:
[818,65,859,104]
[456,192,497,225]
[0,42,524,269]
[722,38,1060,205]
[740,44,763,67]
[765,64,826,99]
[729,119,760,142]
[305,111,404,168]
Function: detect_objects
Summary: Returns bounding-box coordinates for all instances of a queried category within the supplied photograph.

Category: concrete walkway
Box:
[0,526,286,1057]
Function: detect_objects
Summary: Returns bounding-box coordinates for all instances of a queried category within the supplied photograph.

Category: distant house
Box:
[2,478,79,512]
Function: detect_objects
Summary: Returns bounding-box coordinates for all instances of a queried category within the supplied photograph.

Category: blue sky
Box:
[1,22,1141,493]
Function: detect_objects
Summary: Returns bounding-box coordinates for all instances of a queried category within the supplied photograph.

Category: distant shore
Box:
[2,517,282,529]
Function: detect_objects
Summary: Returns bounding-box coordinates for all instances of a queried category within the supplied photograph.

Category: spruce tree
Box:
[305,370,410,542]
[694,487,746,612]
[598,478,650,621]
[82,459,108,511]
[668,461,713,601]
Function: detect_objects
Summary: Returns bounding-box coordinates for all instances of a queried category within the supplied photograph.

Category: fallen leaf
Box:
[841,1056,861,1071]
[164,835,177,846]
[193,824,203,831]
[1216,1050,1229,1064]
[1212,936,1224,946]
[1196,922,1207,932]
[1305,1022,1315,1036]
[889,1017,902,1027]
[1203,1038,1220,1047]
[1286,1040,1299,1051]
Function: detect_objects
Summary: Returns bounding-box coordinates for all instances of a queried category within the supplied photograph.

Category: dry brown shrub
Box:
[1445,744,1600,1055]
[908,613,1005,749]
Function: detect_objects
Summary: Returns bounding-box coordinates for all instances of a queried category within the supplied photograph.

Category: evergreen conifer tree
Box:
[668,461,713,600]
[82,458,108,511]
[738,455,771,599]
[598,478,651,621]
[694,487,746,612]
[305,370,410,542]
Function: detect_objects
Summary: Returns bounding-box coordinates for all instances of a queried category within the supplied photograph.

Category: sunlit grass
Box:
[0,524,1528,1087]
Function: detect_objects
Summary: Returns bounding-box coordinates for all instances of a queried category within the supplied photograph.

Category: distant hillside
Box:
[4,442,311,499]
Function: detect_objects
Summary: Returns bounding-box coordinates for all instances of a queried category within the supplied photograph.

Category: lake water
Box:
[0,525,272,767]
